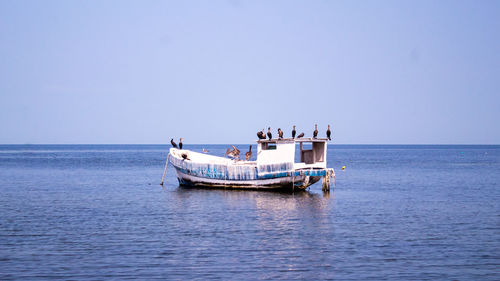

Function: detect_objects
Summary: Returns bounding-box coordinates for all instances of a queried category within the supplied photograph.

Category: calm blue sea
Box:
[0,144,498,280]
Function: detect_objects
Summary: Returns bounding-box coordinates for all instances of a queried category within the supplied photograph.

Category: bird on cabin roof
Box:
[313,124,318,139]
[257,129,266,140]
[260,128,266,139]
[292,125,296,139]
[170,138,178,148]
[179,138,183,149]
[245,145,252,161]
[326,125,331,141]
[267,127,272,140]
[297,132,305,138]
[278,128,283,139]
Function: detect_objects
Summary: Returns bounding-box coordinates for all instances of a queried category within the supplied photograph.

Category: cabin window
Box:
[261,142,277,150]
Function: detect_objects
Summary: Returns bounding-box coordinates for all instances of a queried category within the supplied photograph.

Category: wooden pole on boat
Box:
[322,169,332,192]
[160,153,170,186]
[323,169,335,192]
[331,169,335,191]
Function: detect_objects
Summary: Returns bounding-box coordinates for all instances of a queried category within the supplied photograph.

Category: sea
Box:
[0,144,498,280]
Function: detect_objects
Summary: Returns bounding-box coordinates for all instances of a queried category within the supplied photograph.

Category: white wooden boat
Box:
[162,138,334,191]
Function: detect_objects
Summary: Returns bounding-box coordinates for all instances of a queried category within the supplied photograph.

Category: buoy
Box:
[341,166,346,171]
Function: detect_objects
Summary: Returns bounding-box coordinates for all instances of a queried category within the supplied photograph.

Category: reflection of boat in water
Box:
[163,138,334,191]
[172,186,332,211]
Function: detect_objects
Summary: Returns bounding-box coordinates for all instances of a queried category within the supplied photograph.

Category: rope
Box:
[160,153,170,186]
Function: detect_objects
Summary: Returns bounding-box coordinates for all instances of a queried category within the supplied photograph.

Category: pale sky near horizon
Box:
[0,0,499,144]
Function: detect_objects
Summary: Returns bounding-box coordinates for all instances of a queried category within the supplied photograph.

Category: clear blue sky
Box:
[1,0,498,144]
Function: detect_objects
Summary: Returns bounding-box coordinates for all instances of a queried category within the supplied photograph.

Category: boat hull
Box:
[166,148,334,191]
[174,168,321,190]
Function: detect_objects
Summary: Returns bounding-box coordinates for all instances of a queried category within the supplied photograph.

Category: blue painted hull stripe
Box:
[170,160,329,181]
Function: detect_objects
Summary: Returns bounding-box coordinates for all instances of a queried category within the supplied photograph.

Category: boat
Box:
[161,138,335,191]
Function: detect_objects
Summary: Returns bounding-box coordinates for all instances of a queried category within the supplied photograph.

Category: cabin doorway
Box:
[297,141,325,164]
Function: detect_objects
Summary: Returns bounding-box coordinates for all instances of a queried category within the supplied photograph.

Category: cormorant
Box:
[267,127,272,140]
[292,125,296,139]
[313,124,318,139]
[257,129,266,140]
[326,125,331,140]
[257,130,263,139]
[170,138,178,148]
[278,128,283,139]
[259,129,266,139]
[179,138,183,149]
[297,132,304,138]
[245,145,252,161]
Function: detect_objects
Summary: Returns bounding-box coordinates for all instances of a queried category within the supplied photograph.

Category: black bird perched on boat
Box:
[292,125,296,139]
[326,125,331,140]
[181,153,190,160]
[313,124,318,139]
[245,145,252,161]
[257,129,266,140]
[278,128,283,139]
[170,138,178,148]
[297,132,304,138]
[267,127,272,140]
[179,138,183,149]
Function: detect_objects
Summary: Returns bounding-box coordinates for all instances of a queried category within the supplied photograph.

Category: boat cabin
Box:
[257,138,328,169]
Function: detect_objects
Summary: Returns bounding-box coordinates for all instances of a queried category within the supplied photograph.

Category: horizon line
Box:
[1,143,499,146]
